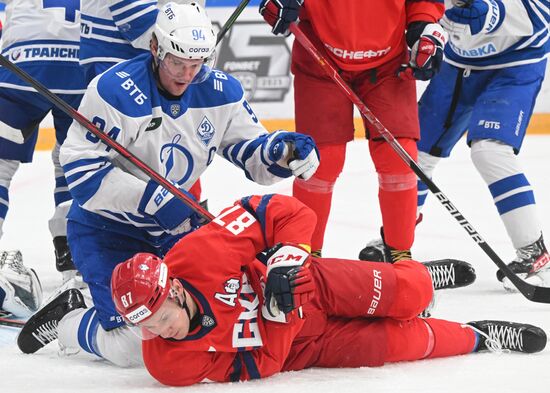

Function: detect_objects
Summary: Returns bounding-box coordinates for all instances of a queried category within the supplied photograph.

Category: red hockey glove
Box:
[263,243,315,318]
[398,23,447,81]
[259,0,303,36]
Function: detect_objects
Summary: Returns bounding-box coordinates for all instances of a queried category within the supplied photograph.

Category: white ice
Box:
[1,137,549,393]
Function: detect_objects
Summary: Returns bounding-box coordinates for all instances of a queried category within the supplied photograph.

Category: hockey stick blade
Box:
[289,23,550,303]
[0,316,25,329]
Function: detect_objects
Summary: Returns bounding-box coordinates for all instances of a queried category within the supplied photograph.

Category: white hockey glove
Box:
[268,131,320,180]
[260,243,315,322]
[0,251,43,318]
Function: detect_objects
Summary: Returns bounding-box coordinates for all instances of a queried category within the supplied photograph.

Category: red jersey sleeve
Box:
[406,0,445,24]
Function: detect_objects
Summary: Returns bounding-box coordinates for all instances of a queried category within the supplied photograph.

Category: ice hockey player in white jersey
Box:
[17,2,319,367]
[80,0,204,83]
[361,0,550,289]
[0,0,86,280]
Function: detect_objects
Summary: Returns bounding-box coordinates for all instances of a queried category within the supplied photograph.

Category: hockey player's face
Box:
[140,287,191,340]
[158,54,204,95]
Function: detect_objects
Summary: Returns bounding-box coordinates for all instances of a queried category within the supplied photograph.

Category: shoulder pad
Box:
[96,54,153,118]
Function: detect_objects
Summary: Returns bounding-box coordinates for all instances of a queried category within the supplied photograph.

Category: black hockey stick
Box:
[290,23,550,304]
[216,0,250,45]
[0,1,253,223]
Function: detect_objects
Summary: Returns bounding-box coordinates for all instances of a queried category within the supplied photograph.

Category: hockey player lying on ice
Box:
[107,194,546,386]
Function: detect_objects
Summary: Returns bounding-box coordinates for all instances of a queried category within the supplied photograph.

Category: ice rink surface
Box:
[1,136,549,393]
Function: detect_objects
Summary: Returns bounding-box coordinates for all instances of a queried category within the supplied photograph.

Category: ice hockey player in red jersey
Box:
[110,194,546,386]
[259,0,447,261]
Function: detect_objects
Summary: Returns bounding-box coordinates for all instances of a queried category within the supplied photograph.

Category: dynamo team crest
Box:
[196,116,215,147]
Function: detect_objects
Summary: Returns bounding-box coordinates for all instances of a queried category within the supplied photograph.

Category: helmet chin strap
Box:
[173,287,201,331]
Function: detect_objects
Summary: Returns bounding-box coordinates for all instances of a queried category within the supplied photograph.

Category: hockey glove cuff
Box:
[268,131,320,180]
[262,243,315,319]
[444,0,504,35]
[138,180,199,235]
[399,23,447,81]
[259,0,304,36]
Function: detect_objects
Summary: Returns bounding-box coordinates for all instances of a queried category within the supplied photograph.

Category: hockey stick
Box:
[216,0,251,45]
[0,1,253,222]
[0,314,25,329]
[289,23,550,304]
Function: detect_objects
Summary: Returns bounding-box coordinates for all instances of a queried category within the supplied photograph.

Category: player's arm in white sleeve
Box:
[219,95,319,185]
[60,85,147,215]
[443,0,544,37]
[107,0,159,50]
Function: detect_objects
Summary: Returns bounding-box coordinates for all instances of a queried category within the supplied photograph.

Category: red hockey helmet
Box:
[111,253,171,325]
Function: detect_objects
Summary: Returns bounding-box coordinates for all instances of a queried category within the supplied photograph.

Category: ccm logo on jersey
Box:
[116,71,148,105]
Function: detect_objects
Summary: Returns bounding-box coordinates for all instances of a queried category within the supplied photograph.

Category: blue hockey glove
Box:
[259,0,303,36]
[445,0,504,35]
[138,180,199,235]
[262,243,315,318]
[268,131,320,180]
[399,22,447,81]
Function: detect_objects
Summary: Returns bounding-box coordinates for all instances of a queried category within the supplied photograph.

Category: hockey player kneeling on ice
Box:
[0,251,43,318]
[38,2,319,367]
[17,195,546,380]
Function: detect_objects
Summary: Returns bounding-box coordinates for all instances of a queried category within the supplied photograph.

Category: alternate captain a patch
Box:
[196,116,215,146]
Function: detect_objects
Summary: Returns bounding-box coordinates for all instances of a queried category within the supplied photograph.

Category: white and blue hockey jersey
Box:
[60,54,293,243]
[442,0,550,69]
[80,0,168,67]
[0,0,85,93]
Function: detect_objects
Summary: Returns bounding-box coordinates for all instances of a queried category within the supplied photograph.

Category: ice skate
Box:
[467,320,547,354]
[424,259,476,290]
[17,289,86,354]
[496,235,550,291]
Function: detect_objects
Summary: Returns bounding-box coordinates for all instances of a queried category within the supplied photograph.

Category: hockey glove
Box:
[138,180,200,235]
[263,243,315,319]
[0,251,43,318]
[444,0,504,35]
[399,22,447,81]
[259,0,304,36]
[268,131,320,180]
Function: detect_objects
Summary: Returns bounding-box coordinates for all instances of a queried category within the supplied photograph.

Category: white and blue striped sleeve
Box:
[108,0,158,50]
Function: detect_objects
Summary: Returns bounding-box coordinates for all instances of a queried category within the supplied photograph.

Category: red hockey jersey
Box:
[142,194,317,386]
[300,0,445,71]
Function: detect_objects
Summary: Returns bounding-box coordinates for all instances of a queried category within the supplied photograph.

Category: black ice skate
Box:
[467,320,547,354]
[358,238,412,262]
[17,289,86,354]
[496,234,550,284]
[424,259,476,290]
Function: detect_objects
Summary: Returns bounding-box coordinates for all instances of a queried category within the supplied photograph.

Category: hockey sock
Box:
[384,317,476,362]
[292,143,346,251]
[0,159,19,239]
[416,151,441,216]
[471,139,542,248]
[58,307,143,367]
[370,138,417,250]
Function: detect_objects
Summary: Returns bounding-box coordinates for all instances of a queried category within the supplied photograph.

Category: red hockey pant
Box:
[283,259,476,371]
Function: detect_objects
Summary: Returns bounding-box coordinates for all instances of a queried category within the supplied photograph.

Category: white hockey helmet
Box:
[154,2,216,83]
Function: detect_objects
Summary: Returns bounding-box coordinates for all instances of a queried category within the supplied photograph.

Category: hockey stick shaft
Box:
[0,317,25,329]
[216,0,250,45]
[289,23,550,303]
[0,0,253,223]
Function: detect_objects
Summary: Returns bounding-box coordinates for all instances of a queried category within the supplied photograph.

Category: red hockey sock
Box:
[293,144,346,251]
[370,138,418,250]
[384,317,476,363]
[188,178,202,201]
